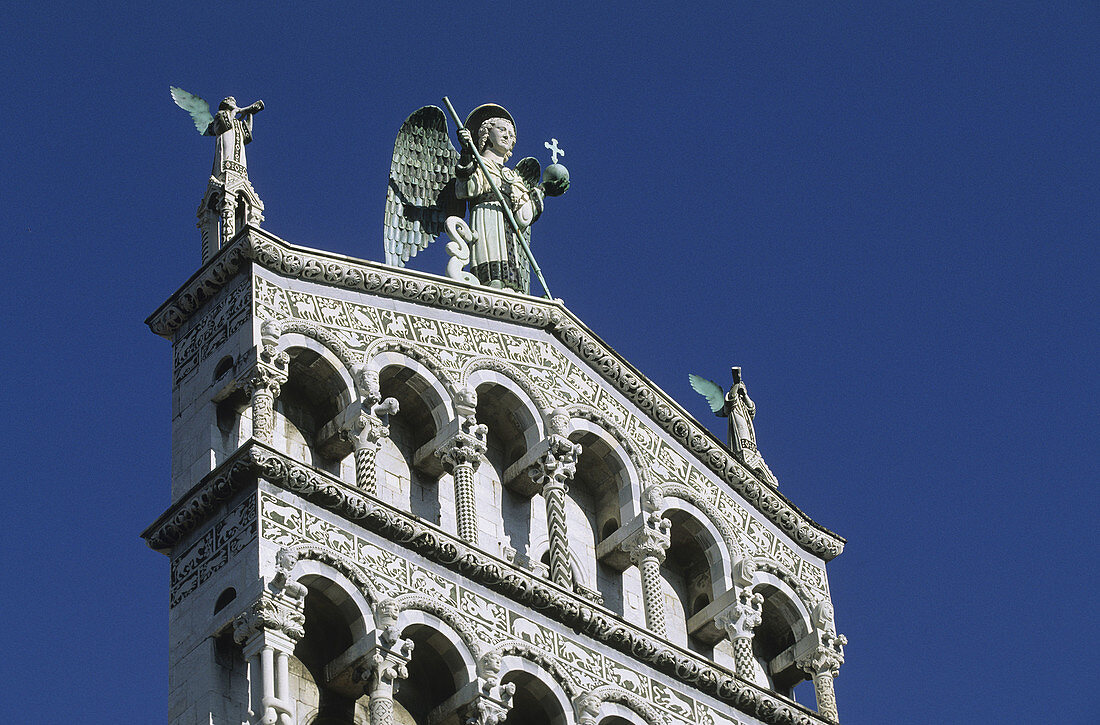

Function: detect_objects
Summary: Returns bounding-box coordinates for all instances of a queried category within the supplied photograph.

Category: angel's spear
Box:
[442,96,552,300]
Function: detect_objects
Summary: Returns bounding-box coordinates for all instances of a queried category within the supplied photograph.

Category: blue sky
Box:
[1,2,1096,722]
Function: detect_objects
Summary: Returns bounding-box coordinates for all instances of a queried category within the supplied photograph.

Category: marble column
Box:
[527,434,582,588]
[436,425,487,545]
[796,634,846,723]
[714,589,764,678]
[233,588,306,725]
[621,513,671,637]
[352,612,414,725]
[347,408,392,495]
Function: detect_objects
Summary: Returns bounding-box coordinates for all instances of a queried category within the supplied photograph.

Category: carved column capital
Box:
[434,414,488,545]
[715,589,764,640]
[459,685,515,725]
[347,411,389,448]
[352,639,415,693]
[526,434,581,491]
[436,427,488,472]
[797,633,847,678]
[621,513,672,566]
[797,633,846,723]
[232,589,306,646]
[243,362,288,398]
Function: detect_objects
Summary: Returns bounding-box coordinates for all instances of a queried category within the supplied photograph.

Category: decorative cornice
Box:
[146,227,843,560]
[143,444,832,725]
[141,452,258,551]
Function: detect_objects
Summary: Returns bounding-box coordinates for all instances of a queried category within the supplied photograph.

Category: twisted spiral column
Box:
[528,435,581,588]
[622,514,671,637]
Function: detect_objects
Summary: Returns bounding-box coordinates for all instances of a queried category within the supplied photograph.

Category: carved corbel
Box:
[427,654,515,725]
[352,364,382,408]
[465,652,515,725]
[734,556,758,588]
[574,692,602,725]
[269,547,308,602]
[640,483,666,515]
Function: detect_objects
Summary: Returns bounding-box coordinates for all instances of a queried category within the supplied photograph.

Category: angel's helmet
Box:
[219,97,238,111]
[465,103,516,157]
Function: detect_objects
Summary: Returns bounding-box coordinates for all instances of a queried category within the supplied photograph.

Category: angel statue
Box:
[171,87,265,262]
[383,102,569,296]
[689,368,779,487]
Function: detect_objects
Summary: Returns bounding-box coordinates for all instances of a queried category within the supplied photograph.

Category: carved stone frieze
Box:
[171,274,250,385]
[168,493,256,607]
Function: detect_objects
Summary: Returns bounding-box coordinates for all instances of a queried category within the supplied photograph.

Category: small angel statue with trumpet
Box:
[690,367,779,487]
[170,87,266,262]
[171,87,264,178]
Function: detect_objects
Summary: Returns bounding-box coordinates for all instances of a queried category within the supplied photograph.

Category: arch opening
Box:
[662,509,719,656]
[393,623,462,723]
[277,347,354,477]
[293,584,360,723]
[751,583,810,697]
[378,364,448,523]
[568,429,632,613]
[499,670,568,725]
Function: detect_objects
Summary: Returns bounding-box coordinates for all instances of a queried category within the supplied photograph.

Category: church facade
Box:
[144,138,847,725]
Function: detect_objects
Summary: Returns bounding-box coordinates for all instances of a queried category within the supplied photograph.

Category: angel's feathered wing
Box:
[170,87,213,134]
[514,157,541,189]
[688,374,727,414]
[384,106,464,267]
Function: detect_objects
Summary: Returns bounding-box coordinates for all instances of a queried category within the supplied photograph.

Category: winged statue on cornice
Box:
[690,368,779,487]
[383,103,568,296]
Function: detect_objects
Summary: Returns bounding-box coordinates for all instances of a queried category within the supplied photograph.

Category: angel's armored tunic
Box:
[205,110,252,178]
[456,161,542,294]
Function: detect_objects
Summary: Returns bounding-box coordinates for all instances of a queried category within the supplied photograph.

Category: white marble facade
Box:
[146,229,846,725]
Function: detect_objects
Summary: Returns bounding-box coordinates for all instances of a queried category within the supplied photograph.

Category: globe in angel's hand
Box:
[541,163,570,196]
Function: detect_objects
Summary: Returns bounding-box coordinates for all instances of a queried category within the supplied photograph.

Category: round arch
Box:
[369,350,455,432]
[394,599,480,687]
[659,497,734,595]
[464,363,548,447]
[567,416,644,527]
[499,654,576,725]
[287,548,381,638]
[577,685,667,725]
